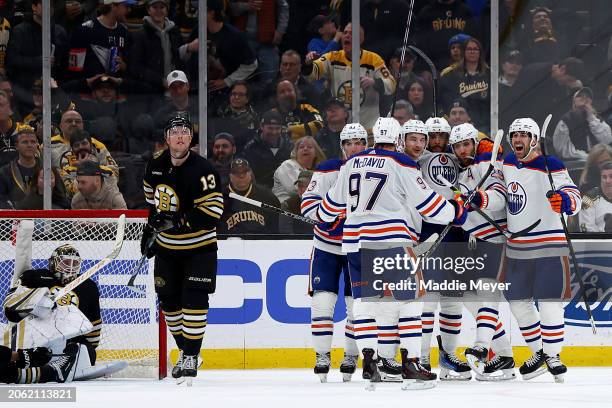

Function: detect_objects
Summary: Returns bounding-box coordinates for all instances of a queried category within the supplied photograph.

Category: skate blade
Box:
[402,379,437,390]
[175,376,186,385]
[186,378,193,387]
[365,379,376,391]
[475,369,516,382]
[439,369,472,381]
[553,373,565,383]
[466,355,485,374]
[521,367,547,381]
[317,373,328,383]
[379,373,403,383]
[342,372,352,382]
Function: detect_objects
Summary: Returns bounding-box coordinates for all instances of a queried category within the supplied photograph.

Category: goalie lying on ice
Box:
[1,222,125,383]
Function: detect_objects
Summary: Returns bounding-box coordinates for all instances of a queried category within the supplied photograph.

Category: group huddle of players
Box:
[302,115,579,390]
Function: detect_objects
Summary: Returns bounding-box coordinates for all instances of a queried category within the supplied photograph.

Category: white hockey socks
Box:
[311,291,337,354]
[399,301,423,358]
[353,300,378,358]
[539,301,565,356]
[420,296,437,358]
[510,300,542,353]
[376,303,399,359]
[344,296,358,356]
[439,298,462,354]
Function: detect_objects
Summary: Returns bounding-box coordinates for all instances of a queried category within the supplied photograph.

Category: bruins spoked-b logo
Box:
[427,153,457,187]
[50,286,79,307]
[337,80,365,107]
[155,184,180,212]
[507,181,527,215]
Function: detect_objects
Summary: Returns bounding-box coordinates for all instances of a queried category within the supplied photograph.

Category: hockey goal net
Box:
[0,210,167,379]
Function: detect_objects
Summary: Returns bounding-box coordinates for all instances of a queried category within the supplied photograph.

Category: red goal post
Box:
[0,209,167,379]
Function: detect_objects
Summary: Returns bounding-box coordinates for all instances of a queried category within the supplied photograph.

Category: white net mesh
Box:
[0,214,162,379]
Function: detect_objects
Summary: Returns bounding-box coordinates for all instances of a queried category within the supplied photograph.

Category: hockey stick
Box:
[437,174,541,240]
[539,114,597,334]
[408,45,438,117]
[389,0,416,116]
[421,130,505,258]
[52,214,126,302]
[229,192,318,225]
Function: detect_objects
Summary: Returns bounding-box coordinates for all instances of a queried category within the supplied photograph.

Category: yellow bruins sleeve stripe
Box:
[198,206,222,219]
[143,180,152,188]
[194,191,223,204]
[160,228,214,239]
[200,198,224,208]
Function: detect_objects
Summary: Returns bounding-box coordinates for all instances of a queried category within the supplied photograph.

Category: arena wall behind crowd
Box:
[0,0,610,368]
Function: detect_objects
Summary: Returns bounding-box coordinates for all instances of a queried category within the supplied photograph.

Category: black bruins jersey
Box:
[3,269,102,352]
[143,150,224,253]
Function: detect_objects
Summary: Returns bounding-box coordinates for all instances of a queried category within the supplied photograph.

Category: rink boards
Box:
[0,238,610,368]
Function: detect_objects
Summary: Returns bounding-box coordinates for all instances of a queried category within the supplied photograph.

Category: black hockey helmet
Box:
[164,115,193,138]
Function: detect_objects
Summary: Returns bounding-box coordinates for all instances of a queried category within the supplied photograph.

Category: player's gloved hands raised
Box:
[546,190,574,215]
[449,199,468,226]
[16,347,52,368]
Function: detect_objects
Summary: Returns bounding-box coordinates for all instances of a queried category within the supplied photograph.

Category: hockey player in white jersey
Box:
[301,123,368,382]
[447,123,517,381]
[318,117,468,390]
[470,118,582,382]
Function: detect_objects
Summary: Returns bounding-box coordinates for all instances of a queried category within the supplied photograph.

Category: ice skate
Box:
[464,345,488,374]
[181,355,198,387]
[361,349,380,391]
[314,352,331,383]
[420,355,431,371]
[172,350,184,384]
[376,356,403,382]
[475,356,516,381]
[400,349,437,390]
[519,349,547,380]
[49,343,80,383]
[545,354,567,383]
[339,354,358,382]
[437,336,471,381]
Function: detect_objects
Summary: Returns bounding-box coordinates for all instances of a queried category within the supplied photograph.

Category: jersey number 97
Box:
[349,171,388,212]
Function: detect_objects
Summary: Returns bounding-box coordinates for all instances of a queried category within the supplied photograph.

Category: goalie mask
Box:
[49,244,82,285]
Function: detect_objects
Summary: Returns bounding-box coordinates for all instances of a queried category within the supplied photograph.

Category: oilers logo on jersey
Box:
[155,184,180,212]
[507,182,527,215]
[426,153,458,188]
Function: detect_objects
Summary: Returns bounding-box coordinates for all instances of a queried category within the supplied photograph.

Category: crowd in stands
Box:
[0,0,610,233]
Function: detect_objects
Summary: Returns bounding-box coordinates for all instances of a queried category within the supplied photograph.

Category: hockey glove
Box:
[546,190,574,215]
[449,199,468,226]
[140,224,156,259]
[149,211,185,232]
[465,189,488,211]
[16,347,52,368]
[476,138,503,156]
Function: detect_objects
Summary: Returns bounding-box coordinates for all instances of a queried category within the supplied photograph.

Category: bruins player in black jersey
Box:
[142,116,223,385]
[2,244,101,383]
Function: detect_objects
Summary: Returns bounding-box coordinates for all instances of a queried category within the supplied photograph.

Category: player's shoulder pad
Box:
[316,158,343,172]
[190,153,218,173]
[372,149,419,169]
[537,155,566,172]
[474,151,493,164]
[503,152,518,166]
[20,269,57,288]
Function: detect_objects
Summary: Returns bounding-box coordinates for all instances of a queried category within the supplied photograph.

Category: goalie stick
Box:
[52,214,126,302]
[539,114,597,334]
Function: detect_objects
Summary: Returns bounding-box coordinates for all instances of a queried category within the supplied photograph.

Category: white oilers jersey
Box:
[487,153,582,259]
[456,152,507,243]
[418,151,459,199]
[301,159,344,255]
[578,191,612,232]
[318,148,454,253]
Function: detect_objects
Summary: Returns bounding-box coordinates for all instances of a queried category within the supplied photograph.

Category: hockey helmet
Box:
[164,115,193,138]
[49,244,81,285]
[508,117,540,144]
[372,117,401,149]
[340,123,368,143]
[449,123,479,146]
[402,119,429,152]
[425,117,451,135]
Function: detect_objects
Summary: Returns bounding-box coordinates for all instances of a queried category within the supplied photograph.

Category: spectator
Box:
[578,144,612,193]
[51,109,111,169]
[439,37,490,131]
[303,22,396,131]
[405,78,433,121]
[219,157,280,235]
[392,99,415,126]
[0,74,19,122]
[388,47,421,99]
[446,99,486,139]
[71,160,127,209]
[273,79,323,141]
[0,12,9,75]
[360,0,411,61]
[214,80,259,151]
[22,79,43,129]
[279,169,314,234]
[272,135,324,203]
[241,109,292,188]
[68,0,134,79]
[519,6,567,65]
[153,70,199,140]
[59,128,119,200]
[579,161,612,232]
[415,0,478,70]
[0,90,16,153]
[306,15,341,57]
[180,0,258,93]
[0,125,40,208]
[314,98,348,160]
[210,132,236,189]
[499,49,523,131]
[440,33,471,77]
[228,0,289,86]
[5,0,68,116]
[511,57,584,127]
[129,0,184,94]
[54,1,99,34]
[275,50,321,108]
[553,87,612,161]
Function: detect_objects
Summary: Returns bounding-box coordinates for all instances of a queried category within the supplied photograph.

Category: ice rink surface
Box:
[3,368,612,408]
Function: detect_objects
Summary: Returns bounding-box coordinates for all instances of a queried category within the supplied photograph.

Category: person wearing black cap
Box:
[314,98,348,160]
[71,160,126,210]
[211,132,236,189]
[306,15,341,57]
[242,109,293,188]
[0,124,40,208]
[219,157,280,235]
[553,87,612,160]
[142,115,223,385]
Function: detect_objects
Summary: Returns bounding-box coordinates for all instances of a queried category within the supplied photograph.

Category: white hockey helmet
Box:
[49,244,82,285]
[372,117,401,148]
[401,119,428,152]
[449,123,479,147]
[340,123,368,143]
[508,117,540,144]
[425,117,451,134]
